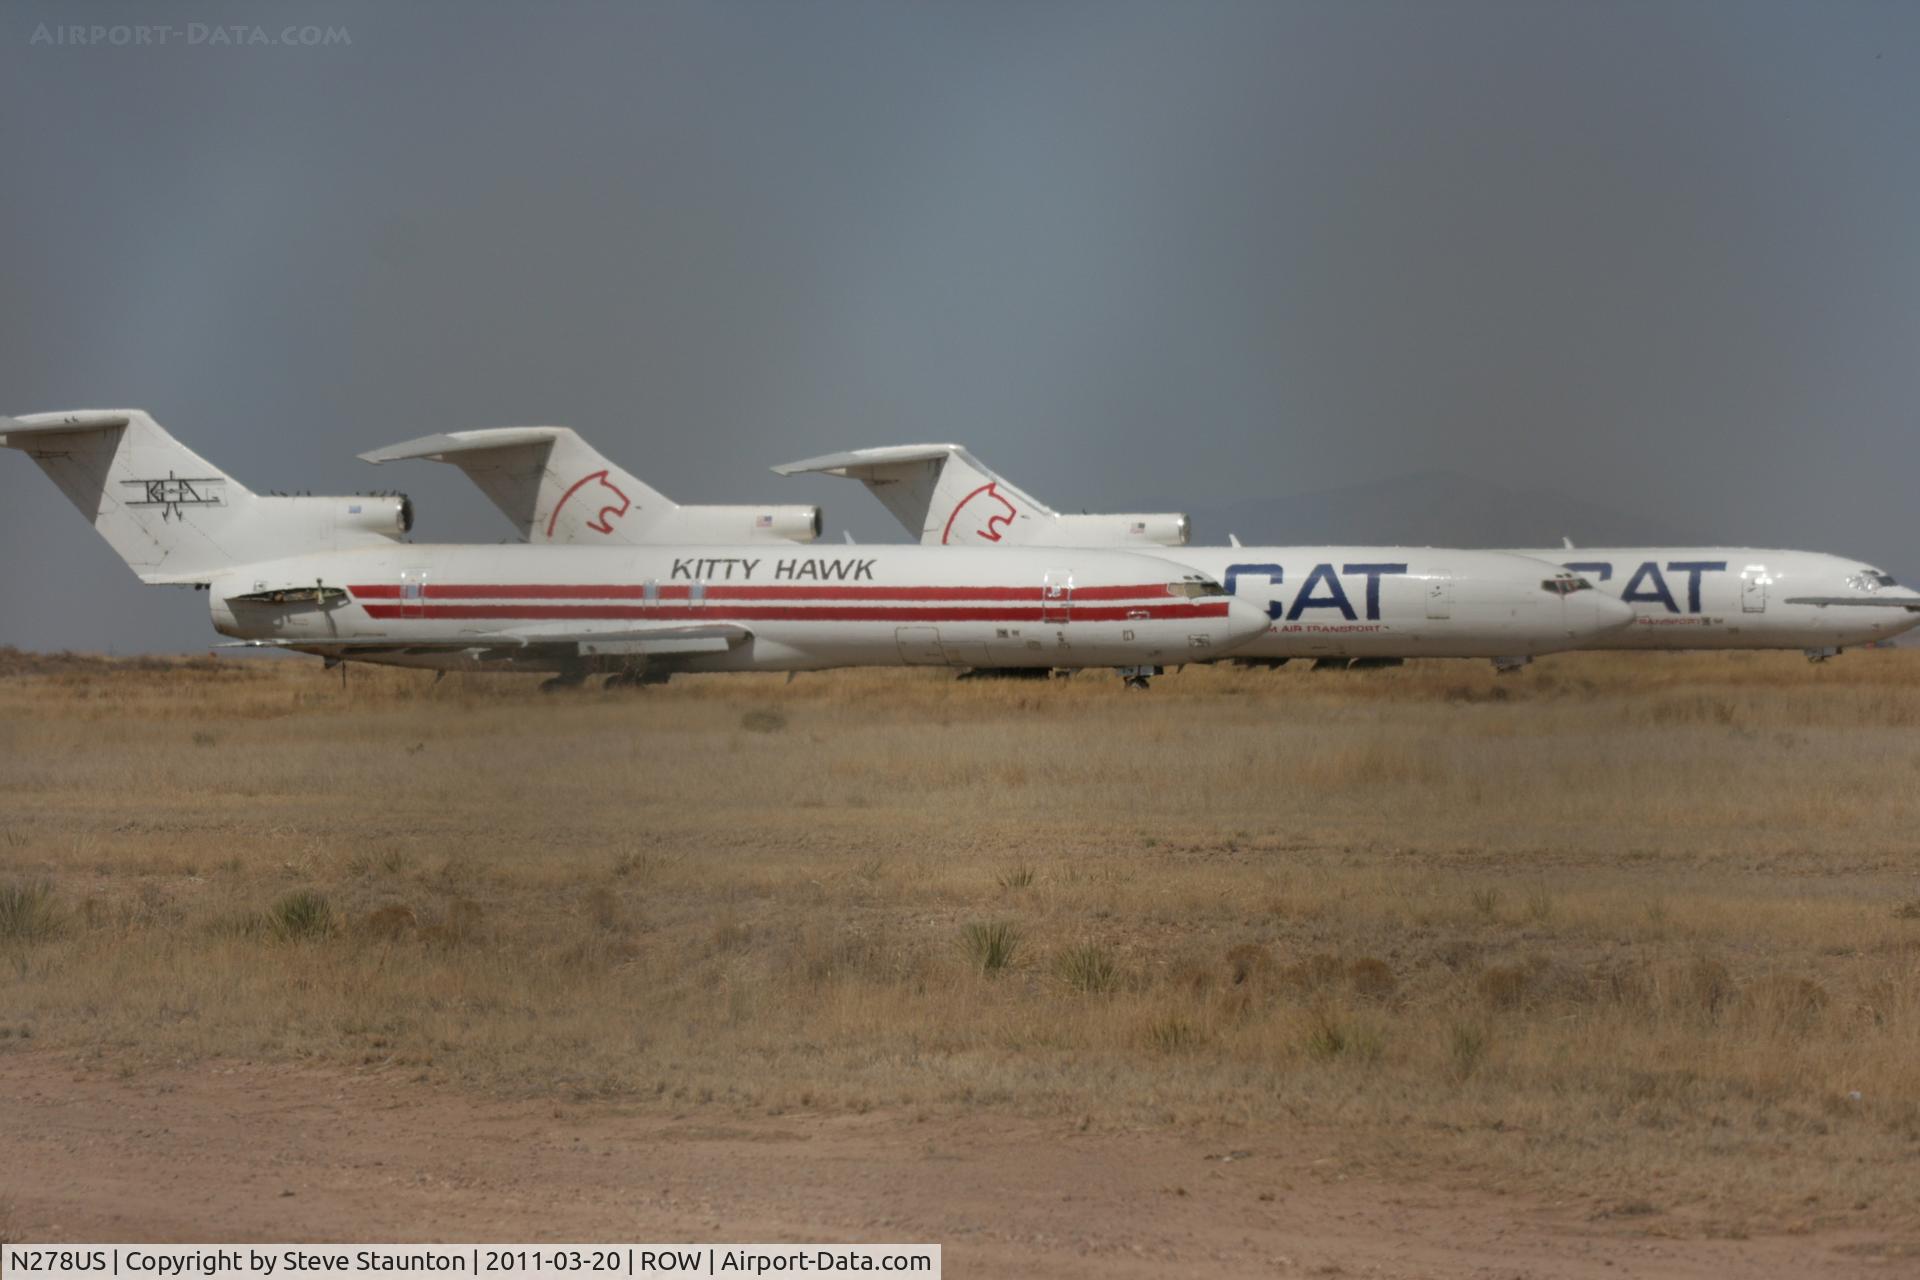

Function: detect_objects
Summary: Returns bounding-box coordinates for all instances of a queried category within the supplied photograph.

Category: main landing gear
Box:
[1491,655,1532,674]
[605,670,670,690]
[540,670,587,693]
[1803,646,1841,663]
[1116,664,1163,690]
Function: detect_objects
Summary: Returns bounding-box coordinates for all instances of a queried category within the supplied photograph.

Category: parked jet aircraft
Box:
[0,411,1269,687]
[774,446,1637,667]
[1512,544,1920,658]
[361,426,823,545]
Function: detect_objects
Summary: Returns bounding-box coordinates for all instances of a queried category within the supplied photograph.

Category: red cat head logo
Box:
[547,470,632,538]
[941,481,1019,545]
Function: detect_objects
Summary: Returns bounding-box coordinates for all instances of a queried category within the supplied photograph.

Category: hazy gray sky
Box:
[3,1,1916,651]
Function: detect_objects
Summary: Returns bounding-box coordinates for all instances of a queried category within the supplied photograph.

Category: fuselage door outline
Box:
[1042,569,1073,625]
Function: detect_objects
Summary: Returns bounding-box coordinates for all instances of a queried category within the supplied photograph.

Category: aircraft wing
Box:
[502,620,752,657]
[217,620,752,661]
[1784,596,1920,611]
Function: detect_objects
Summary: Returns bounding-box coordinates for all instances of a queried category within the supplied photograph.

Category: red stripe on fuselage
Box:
[357,603,1229,623]
[348,582,1183,602]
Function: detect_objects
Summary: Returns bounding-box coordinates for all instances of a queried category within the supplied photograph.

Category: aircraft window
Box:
[1871,572,1898,588]
[1167,581,1228,598]
[1540,575,1592,596]
[1847,572,1894,592]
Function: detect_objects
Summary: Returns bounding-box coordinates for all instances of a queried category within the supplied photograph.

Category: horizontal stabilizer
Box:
[357,429,570,464]
[0,410,137,441]
[771,444,982,478]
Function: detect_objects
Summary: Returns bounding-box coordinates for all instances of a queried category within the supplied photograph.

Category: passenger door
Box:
[1741,566,1768,613]
[1042,570,1073,624]
[1424,571,1452,620]
[399,567,429,620]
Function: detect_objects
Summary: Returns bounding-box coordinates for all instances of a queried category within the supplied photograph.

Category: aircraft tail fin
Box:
[772,444,1189,548]
[2,409,414,583]
[362,427,819,544]
[771,444,1049,545]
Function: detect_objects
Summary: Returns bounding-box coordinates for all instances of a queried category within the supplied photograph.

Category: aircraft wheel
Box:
[541,673,586,694]
[1123,674,1152,691]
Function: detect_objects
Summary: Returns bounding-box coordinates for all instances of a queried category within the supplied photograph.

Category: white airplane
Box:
[360,426,824,545]
[388,430,1636,668]
[0,411,1270,688]
[1512,542,1920,659]
[773,444,1919,662]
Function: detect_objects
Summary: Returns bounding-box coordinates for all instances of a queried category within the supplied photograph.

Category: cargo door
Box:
[1424,571,1452,620]
[895,626,945,664]
[1741,566,1768,613]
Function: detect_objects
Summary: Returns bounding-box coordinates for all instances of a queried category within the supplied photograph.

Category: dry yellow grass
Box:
[4,646,1920,1236]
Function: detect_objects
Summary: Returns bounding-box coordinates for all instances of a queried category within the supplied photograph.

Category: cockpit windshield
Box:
[1166,579,1228,599]
[1848,571,1899,591]
[1541,574,1593,596]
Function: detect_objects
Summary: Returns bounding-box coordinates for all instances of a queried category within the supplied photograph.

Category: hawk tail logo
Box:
[941,481,1020,545]
[547,470,632,538]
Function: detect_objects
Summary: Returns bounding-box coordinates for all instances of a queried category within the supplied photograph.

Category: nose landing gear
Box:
[1803,646,1841,663]
[1116,664,1163,690]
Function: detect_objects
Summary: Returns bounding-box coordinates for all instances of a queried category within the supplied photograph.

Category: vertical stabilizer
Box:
[361,427,820,544]
[0,410,261,581]
[2,409,415,583]
[772,444,1056,545]
[361,427,669,543]
[772,444,1189,548]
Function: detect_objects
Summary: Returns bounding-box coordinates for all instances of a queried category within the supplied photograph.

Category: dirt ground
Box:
[4,1053,1914,1278]
[7,653,1920,1272]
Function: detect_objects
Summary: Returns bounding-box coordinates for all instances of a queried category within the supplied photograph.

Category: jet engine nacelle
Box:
[672,504,822,544]
[1045,512,1191,547]
[1116,513,1190,547]
[263,493,415,543]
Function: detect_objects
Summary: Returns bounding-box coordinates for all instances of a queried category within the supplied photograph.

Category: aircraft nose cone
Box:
[1222,595,1271,652]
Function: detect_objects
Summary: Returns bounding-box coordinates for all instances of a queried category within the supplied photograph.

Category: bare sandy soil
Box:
[4,1052,1913,1278]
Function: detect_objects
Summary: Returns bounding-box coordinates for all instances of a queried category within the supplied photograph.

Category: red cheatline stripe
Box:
[359,603,1229,623]
[347,582,1191,602]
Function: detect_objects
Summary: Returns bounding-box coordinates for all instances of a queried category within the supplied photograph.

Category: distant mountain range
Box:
[1179,469,1694,549]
